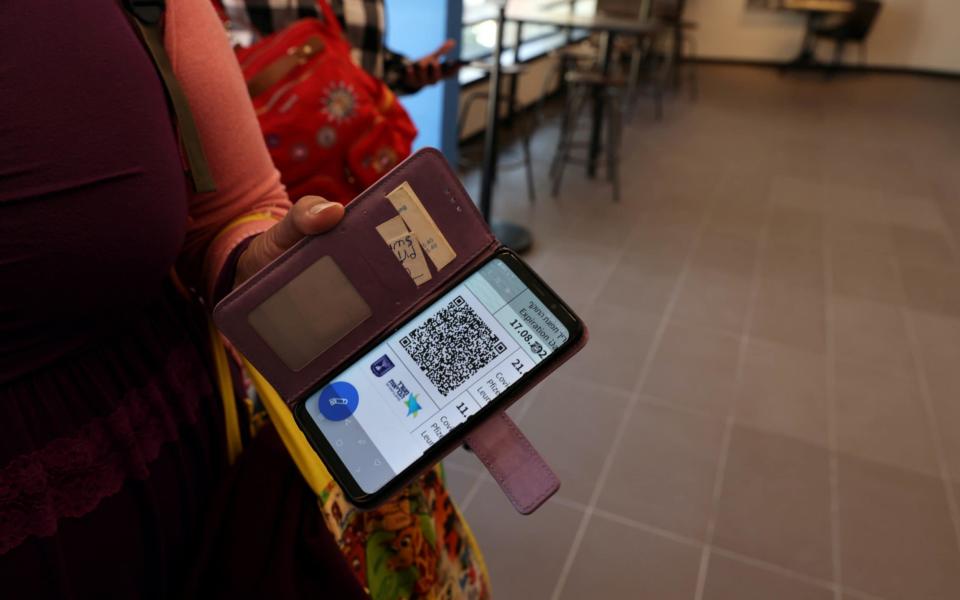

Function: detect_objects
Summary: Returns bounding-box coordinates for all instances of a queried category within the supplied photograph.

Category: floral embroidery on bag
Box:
[321,81,357,123]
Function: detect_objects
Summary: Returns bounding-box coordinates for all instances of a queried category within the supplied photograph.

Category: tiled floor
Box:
[447,65,960,599]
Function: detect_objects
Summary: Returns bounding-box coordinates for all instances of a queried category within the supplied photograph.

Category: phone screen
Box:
[302,257,571,493]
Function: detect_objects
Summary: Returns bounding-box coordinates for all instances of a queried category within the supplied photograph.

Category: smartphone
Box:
[293,248,583,507]
[439,59,468,78]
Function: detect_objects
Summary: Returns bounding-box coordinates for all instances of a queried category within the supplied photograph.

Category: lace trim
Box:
[0,348,209,555]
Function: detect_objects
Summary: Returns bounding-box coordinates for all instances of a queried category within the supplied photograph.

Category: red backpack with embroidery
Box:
[231,2,417,204]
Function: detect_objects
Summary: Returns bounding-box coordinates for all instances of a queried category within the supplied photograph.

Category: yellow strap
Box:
[242,358,334,496]
[209,321,244,465]
[212,210,285,243]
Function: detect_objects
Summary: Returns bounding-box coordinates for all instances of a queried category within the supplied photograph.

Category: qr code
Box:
[399,295,507,396]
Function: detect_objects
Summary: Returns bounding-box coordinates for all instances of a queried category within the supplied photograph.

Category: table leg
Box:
[587,31,614,178]
[479,7,506,223]
[478,8,533,253]
[507,22,523,127]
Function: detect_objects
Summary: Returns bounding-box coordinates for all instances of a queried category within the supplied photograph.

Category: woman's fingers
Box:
[234,196,344,286]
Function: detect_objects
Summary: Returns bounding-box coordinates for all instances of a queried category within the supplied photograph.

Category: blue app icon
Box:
[370,354,395,377]
[316,381,359,421]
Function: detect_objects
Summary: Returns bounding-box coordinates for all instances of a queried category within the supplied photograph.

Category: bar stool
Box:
[619,32,667,120]
[550,70,625,203]
[458,62,536,203]
[535,45,598,119]
[651,0,699,100]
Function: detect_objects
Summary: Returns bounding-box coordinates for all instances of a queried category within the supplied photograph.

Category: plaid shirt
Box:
[220,0,411,91]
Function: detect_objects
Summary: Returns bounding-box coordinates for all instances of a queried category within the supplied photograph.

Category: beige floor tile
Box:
[825,216,895,256]
[891,224,958,267]
[703,552,834,600]
[821,181,885,222]
[636,189,712,231]
[750,279,827,353]
[464,481,584,600]
[671,267,753,335]
[709,173,771,239]
[595,224,694,316]
[642,321,742,416]
[834,360,939,476]
[443,445,482,473]
[560,304,660,391]
[558,515,702,600]
[899,265,960,318]
[882,193,948,231]
[518,376,631,504]
[830,248,904,305]
[767,204,825,248]
[597,400,726,540]
[692,229,760,279]
[761,240,825,292]
[442,462,479,504]
[713,426,832,579]
[911,312,960,480]
[670,229,759,333]
[769,175,826,212]
[838,455,960,600]
[832,297,915,374]
[922,367,960,483]
[596,262,680,317]
[736,339,828,446]
[533,243,619,310]
[911,316,960,480]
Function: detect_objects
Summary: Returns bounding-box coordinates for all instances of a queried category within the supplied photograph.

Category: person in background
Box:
[220,0,459,94]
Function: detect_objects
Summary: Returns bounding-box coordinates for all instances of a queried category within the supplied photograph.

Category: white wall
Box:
[685,0,960,74]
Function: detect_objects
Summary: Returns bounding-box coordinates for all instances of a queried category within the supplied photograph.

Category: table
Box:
[748,0,855,69]
[477,4,662,251]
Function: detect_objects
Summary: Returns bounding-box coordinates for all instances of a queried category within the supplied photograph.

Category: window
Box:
[460,0,593,83]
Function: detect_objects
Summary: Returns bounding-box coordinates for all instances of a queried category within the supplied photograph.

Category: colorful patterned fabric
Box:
[320,466,491,600]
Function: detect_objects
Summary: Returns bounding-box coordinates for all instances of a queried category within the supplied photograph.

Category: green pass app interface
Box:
[304,258,570,492]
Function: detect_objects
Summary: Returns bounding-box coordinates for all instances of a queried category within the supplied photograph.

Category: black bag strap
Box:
[123,0,217,193]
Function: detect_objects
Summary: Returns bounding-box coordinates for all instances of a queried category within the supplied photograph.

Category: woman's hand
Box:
[404,39,458,90]
[234,196,344,287]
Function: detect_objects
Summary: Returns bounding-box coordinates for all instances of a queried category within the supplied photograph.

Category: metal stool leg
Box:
[685,35,699,101]
[550,87,579,179]
[521,122,537,203]
[626,42,643,112]
[552,85,588,198]
[605,91,622,203]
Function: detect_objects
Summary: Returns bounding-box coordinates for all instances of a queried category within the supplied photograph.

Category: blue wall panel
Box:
[384,0,462,164]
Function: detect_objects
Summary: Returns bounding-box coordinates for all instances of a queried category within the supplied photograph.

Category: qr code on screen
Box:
[399,295,507,396]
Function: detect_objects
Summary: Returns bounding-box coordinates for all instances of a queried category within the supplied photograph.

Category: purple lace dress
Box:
[0,2,367,598]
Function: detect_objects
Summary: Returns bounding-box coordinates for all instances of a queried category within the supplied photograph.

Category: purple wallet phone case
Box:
[214,148,587,514]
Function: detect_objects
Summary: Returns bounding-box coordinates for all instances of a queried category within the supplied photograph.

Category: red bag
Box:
[234,4,417,204]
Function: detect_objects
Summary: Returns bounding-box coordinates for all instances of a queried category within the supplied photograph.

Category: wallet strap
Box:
[464,411,561,515]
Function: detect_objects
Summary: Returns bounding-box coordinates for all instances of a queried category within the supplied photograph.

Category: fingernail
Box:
[308,202,335,215]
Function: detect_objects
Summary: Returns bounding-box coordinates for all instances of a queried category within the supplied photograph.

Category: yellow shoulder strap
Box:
[209,325,333,495]
[242,357,335,496]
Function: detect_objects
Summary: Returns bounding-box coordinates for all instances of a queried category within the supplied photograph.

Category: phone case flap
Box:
[214,148,498,403]
[465,412,560,514]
